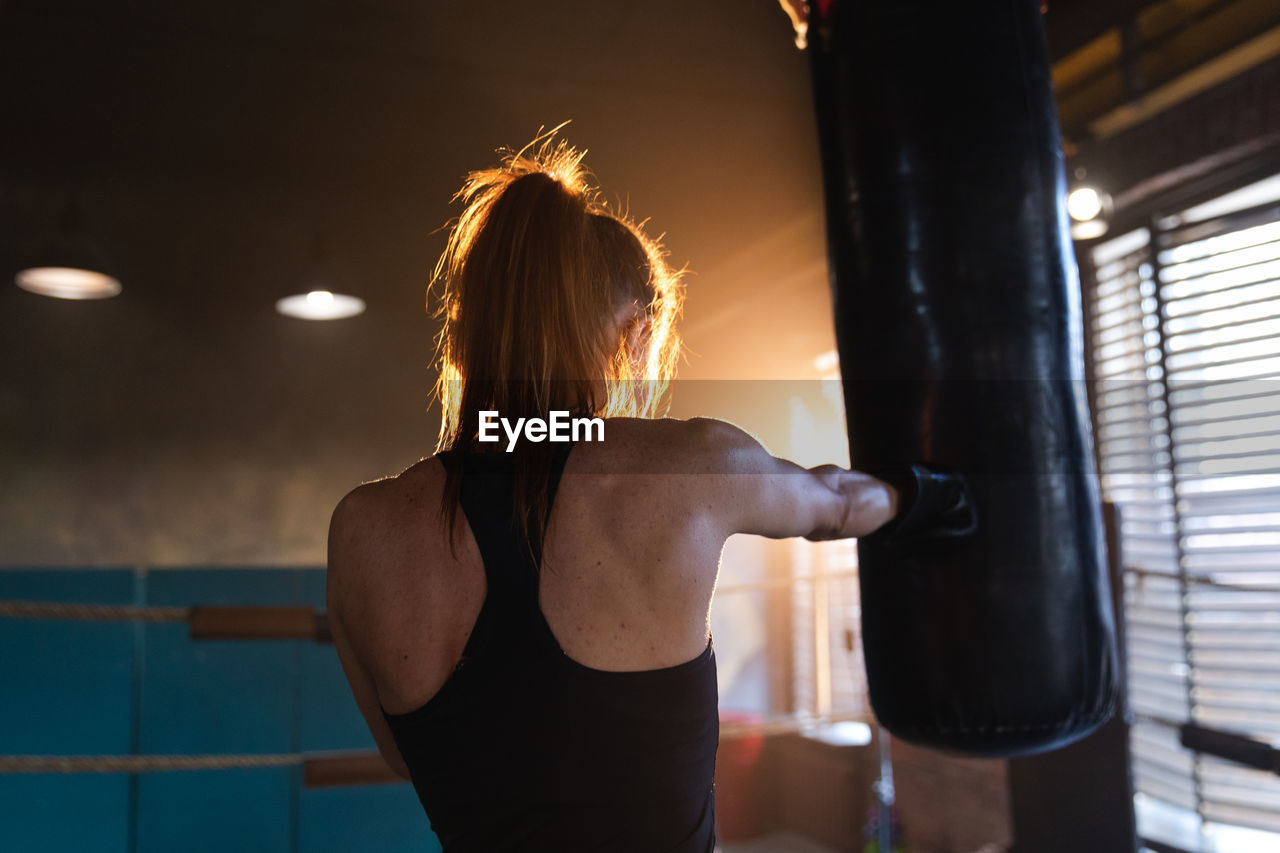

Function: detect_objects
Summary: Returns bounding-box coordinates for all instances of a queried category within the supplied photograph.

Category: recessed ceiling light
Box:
[15,266,123,300]
[275,289,365,320]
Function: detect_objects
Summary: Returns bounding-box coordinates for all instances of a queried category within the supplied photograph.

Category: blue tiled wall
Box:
[0,568,439,853]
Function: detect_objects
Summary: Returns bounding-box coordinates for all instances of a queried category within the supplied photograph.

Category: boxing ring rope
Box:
[0,714,868,787]
[0,571,859,641]
[0,600,332,641]
[0,601,189,622]
[10,562,1249,643]
[0,751,401,787]
[0,710,869,786]
[0,753,302,774]
[1,572,872,786]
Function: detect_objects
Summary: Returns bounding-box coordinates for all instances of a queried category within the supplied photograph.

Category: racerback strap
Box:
[448,442,575,663]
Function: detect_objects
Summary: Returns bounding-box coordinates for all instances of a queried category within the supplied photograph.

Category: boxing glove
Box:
[862,463,978,542]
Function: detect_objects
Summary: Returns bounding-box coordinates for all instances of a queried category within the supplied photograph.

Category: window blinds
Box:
[1088,174,1280,849]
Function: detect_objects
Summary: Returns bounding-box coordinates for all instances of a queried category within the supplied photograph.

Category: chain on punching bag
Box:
[806,0,1120,756]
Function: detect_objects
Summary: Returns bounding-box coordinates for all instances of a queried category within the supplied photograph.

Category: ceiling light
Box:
[15,266,123,300]
[16,203,122,299]
[1067,186,1105,221]
[1066,176,1113,241]
[275,289,365,320]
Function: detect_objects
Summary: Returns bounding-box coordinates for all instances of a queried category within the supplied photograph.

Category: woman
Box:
[326,134,901,851]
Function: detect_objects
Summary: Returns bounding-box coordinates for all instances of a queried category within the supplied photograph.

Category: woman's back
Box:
[330,419,729,851]
[342,419,724,706]
[329,417,896,850]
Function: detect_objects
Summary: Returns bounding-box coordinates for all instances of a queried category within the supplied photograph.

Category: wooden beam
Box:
[303,752,405,788]
[188,605,328,641]
[1089,23,1280,139]
[1045,0,1152,62]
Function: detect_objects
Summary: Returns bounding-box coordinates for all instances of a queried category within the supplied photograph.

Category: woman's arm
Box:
[684,417,899,541]
[326,490,412,781]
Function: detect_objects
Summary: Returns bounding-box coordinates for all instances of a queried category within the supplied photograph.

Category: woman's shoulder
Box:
[329,458,448,555]
[602,415,738,440]
[338,455,442,504]
[578,416,767,475]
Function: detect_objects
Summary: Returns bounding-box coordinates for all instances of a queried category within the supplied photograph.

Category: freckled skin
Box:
[326,415,898,778]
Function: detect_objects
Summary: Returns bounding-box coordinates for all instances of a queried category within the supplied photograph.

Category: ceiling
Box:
[0,0,835,383]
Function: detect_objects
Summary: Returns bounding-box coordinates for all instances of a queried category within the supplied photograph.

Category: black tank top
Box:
[381,443,719,852]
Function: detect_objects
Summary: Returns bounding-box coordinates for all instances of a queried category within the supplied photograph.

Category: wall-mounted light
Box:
[15,203,122,299]
[275,289,365,320]
[1067,170,1113,241]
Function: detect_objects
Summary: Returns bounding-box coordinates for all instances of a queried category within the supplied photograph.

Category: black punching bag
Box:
[807,0,1120,756]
